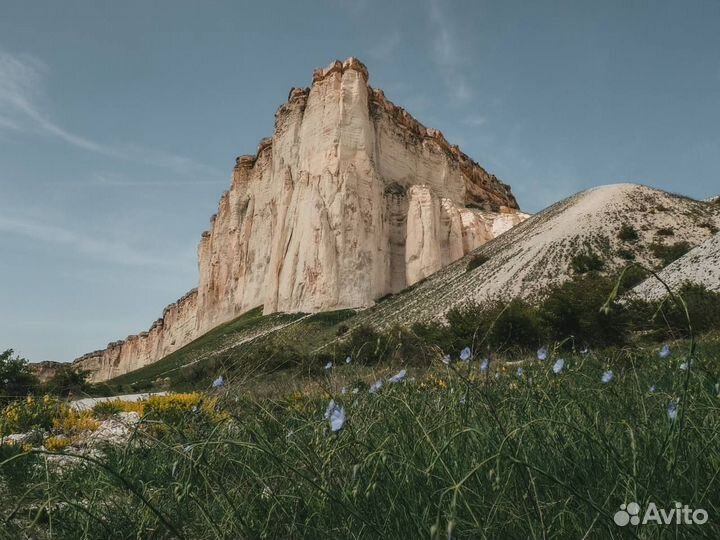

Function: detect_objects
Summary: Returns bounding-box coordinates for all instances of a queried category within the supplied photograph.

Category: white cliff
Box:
[75,57,527,382]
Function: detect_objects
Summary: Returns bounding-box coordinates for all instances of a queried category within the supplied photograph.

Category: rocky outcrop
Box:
[74,57,526,382]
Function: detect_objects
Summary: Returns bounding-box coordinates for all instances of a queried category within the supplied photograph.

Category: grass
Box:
[2,336,719,539]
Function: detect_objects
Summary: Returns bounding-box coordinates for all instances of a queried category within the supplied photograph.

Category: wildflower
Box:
[324,399,337,419]
[345,356,352,364]
[552,358,565,374]
[352,387,359,394]
[324,361,333,371]
[212,375,224,388]
[516,367,524,378]
[261,486,272,500]
[679,359,693,371]
[442,354,452,365]
[388,369,407,384]
[667,400,678,422]
[341,387,347,395]
[480,359,489,372]
[537,347,548,361]
[601,370,614,384]
[649,385,657,393]
[659,344,670,358]
[459,347,472,362]
[329,404,346,432]
[369,380,383,394]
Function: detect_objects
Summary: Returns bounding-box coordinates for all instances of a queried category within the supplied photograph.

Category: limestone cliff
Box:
[74,58,527,382]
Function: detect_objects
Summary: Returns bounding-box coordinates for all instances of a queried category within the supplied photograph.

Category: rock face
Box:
[74,58,526,382]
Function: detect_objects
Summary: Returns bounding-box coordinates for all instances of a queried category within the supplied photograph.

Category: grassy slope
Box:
[105,308,357,391]
[4,335,719,539]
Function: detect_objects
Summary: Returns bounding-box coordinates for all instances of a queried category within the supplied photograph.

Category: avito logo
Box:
[614,502,708,526]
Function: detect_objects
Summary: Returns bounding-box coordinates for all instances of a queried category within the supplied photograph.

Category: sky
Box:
[1,0,719,362]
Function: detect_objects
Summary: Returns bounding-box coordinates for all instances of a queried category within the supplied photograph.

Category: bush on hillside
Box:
[466,253,489,272]
[571,251,605,275]
[650,241,691,267]
[541,275,629,347]
[0,350,38,405]
[618,223,639,242]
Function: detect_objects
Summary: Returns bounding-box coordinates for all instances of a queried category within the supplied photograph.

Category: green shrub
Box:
[571,251,605,274]
[466,253,489,272]
[655,227,674,237]
[618,223,639,242]
[0,350,38,404]
[541,275,629,347]
[650,241,692,267]
[617,247,636,260]
[487,300,543,353]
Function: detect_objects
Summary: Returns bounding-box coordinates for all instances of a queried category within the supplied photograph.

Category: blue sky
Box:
[1,0,719,362]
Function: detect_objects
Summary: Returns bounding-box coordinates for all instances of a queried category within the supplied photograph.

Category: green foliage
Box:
[488,299,543,352]
[650,241,692,267]
[2,343,719,539]
[541,275,629,347]
[0,350,38,404]
[571,250,605,274]
[630,283,720,339]
[466,253,489,272]
[617,223,639,242]
[43,365,89,397]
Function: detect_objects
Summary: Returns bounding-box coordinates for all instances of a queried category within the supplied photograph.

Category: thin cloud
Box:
[0,214,183,269]
[368,31,402,59]
[0,50,221,177]
[428,0,472,104]
[464,114,487,127]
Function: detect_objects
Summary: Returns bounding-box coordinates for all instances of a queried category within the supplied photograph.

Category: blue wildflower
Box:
[667,400,678,422]
[601,370,614,384]
[369,380,383,394]
[442,354,452,365]
[324,361,333,371]
[516,367,524,378]
[328,402,346,432]
[537,347,548,361]
[345,356,352,364]
[212,375,224,388]
[459,347,472,362]
[480,359,489,372]
[552,358,565,374]
[388,369,407,384]
[659,344,670,358]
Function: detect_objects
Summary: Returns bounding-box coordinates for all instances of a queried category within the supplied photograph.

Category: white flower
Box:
[352,387,359,394]
[341,387,347,395]
[537,347,548,361]
[388,369,407,384]
[480,359,489,372]
[459,347,472,362]
[261,486,272,500]
[679,359,693,371]
[516,367,524,378]
[442,354,452,365]
[601,370,614,384]
[649,385,657,393]
[369,380,383,394]
[552,358,565,374]
[324,399,337,419]
[329,405,346,432]
[212,375,225,388]
[345,356,352,364]
[667,400,678,422]
[659,344,671,358]
[324,361,333,370]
